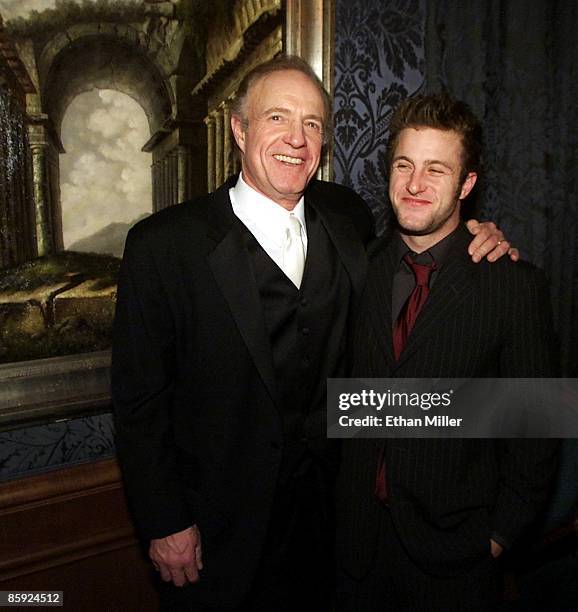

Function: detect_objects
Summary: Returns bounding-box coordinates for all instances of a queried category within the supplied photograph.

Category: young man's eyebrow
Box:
[393,155,455,170]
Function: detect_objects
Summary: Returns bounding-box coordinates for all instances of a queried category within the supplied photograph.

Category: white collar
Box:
[230,174,306,247]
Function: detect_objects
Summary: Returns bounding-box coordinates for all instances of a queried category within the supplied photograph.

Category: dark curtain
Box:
[424,0,577,379]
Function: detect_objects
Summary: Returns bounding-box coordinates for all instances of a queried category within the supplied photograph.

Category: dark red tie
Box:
[392,254,437,361]
[375,254,437,503]
[374,444,388,502]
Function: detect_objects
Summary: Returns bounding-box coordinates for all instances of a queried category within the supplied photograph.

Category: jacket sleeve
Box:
[491,264,560,546]
[111,224,194,541]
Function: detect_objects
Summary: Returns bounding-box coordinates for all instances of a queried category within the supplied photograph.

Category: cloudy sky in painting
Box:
[60,89,152,250]
[0,0,58,21]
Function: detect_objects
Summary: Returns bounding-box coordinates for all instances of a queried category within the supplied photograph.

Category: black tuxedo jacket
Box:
[111,176,373,607]
[337,224,559,579]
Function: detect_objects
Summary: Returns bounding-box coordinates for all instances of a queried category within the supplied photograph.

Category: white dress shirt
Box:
[229,174,308,277]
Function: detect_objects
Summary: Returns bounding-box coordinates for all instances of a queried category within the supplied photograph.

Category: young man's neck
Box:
[400,218,460,253]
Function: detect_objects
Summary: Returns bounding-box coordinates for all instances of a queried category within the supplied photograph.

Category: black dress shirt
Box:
[391,229,457,326]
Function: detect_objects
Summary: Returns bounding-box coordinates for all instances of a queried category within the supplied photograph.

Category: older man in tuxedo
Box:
[112,58,511,611]
[336,94,558,611]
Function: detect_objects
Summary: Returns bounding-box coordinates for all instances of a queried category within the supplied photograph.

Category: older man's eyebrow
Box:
[259,106,291,117]
[303,113,325,124]
[258,107,324,124]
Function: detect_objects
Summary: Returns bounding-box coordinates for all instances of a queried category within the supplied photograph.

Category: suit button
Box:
[270,441,280,450]
[301,327,310,336]
[303,355,311,365]
[300,298,308,307]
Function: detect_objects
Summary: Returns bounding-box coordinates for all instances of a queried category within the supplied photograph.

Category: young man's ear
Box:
[459,172,478,200]
[230,114,246,154]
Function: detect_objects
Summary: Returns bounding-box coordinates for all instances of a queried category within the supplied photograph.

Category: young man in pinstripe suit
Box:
[336,94,558,611]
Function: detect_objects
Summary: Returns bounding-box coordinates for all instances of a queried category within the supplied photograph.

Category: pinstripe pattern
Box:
[337,224,559,581]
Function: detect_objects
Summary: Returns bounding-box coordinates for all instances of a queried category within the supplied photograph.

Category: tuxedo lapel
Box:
[394,225,479,370]
[205,182,281,409]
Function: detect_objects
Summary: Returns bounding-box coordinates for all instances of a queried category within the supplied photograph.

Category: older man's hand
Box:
[490,538,504,558]
[150,525,203,587]
[466,219,520,263]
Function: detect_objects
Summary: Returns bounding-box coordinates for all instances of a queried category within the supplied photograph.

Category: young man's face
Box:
[231,69,325,210]
[389,127,477,245]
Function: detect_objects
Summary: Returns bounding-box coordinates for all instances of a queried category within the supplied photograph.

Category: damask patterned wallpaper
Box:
[0,414,114,481]
[333,0,425,234]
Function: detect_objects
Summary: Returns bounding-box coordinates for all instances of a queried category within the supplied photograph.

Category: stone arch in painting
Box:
[28,16,205,255]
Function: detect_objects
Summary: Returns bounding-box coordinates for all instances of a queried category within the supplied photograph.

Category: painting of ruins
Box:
[0,0,282,365]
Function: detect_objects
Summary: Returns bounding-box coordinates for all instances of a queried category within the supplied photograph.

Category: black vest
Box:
[238,203,351,477]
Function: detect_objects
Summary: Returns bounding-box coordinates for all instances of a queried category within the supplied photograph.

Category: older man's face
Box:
[231,69,325,210]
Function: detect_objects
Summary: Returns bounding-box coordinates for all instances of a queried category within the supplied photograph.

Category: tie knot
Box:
[404,254,437,287]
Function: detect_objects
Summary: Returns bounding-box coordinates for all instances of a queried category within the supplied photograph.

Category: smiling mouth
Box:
[273,154,304,165]
[402,197,431,205]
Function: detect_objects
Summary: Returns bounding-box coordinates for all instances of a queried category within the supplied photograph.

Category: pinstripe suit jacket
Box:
[336,223,559,578]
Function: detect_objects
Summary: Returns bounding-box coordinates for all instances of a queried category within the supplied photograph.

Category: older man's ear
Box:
[230,114,246,153]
